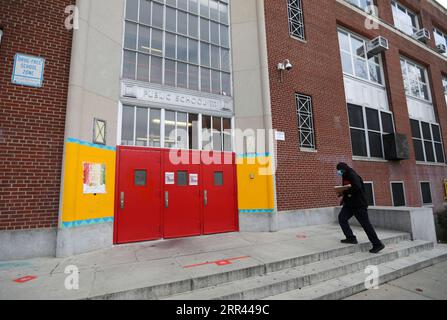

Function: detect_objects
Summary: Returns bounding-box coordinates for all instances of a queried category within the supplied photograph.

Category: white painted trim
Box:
[117,101,123,146]
[416,161,447,167]
[300,147,317,153]
[352,156,388,163]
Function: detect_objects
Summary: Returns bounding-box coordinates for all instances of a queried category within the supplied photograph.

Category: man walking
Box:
[336,162,385,254]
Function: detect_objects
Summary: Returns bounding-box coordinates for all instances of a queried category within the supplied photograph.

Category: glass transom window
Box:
[434,28,447,56]
[123,0,232,97]
[338,28,384,85]
[391,1,419,36]
[400,57,431,102]
[346,0,374,13]
[443,77,447,104]
[121,105,232,151]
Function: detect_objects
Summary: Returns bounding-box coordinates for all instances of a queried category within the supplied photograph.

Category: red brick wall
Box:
[265,0,447,213]
[0,0,73,230]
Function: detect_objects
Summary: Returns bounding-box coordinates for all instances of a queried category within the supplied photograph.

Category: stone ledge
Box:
[336,206,437,243]
[0,228,56,261]
[240,206,437,243]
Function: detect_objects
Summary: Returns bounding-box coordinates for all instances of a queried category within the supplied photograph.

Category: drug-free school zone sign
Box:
[12,53,45,88]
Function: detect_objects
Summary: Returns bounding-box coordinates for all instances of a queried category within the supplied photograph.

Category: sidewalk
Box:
[345,251,447,300]
[0,224,444,300]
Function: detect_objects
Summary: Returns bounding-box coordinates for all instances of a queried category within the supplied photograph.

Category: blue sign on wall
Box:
[11,53,45,88]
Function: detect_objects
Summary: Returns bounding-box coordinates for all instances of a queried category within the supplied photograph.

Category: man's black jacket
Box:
[341,168,368,208]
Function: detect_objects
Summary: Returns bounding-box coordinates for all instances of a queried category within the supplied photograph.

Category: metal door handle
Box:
[165,191,169,208]
[204,190,208,206]
[120,192,125,209]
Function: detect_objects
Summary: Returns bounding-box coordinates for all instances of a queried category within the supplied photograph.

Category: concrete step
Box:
[89,232,410,300]
[265,247,447,300]
[163,240,433,300]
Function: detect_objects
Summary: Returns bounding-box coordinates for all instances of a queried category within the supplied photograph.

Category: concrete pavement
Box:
[345,252,447,300]
[0,224,445,300]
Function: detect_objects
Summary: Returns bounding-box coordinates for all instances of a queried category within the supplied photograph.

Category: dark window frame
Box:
[363,181,375,206]
[420,182,433,205]
[391,181,406,207]
[347,104,395,159]
[410,119,446,164]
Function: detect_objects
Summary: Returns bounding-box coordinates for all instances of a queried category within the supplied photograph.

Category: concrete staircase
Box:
[160,234,447,300]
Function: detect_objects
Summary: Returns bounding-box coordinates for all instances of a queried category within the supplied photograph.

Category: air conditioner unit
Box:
[383,133,410,161]
[366,36,389,57]
[436,43,446,54]
[413,28,431,43]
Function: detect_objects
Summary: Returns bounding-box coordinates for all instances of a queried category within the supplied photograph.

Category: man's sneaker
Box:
[369,243,385,254]
[340,238,358,244]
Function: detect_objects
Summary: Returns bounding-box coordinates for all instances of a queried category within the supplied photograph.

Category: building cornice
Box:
[429,0,447,17]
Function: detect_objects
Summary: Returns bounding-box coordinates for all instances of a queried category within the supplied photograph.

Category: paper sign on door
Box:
[165,172,175,185]
[189,174,198,186]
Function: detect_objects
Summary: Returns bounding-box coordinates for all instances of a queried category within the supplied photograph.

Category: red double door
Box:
[114,147,238,244]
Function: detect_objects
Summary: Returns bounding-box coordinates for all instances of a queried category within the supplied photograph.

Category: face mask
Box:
[337,170,344,177]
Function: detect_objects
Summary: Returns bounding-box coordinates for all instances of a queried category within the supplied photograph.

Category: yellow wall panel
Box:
[61,140,116,226]
[237,156,275,212]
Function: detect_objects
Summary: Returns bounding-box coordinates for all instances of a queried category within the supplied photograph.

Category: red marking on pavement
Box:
[13,276,37,283]
[183,256,250,268]
[415,288,424,293]
[296,234,307,239]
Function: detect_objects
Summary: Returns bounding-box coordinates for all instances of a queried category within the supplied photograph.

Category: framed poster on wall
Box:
[83,163,106,194]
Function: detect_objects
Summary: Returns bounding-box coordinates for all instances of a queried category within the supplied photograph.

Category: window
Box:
[134,170,147,186]
[121,105,232,150]
[443,77,447,104]
[296,94,316,150]
[420,182,432,205]
[364,182,375,206]
[434,28,447,56]
[391,1,419,36]
[348,104,395,158]
[287,0,305,40]
[410,119,445,163]
[338,29,384,85]
[346,0,374,13]
[391,182,406,207]
[123,0,232,96]
[177,171,188,186]
[202,115,232,151]
[121,105,135,145]
[400,57,431,102]
[202,115,212,150]
[214,172,223,186]
[93,118,107,145]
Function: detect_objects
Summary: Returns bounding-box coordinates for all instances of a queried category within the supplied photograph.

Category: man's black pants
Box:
[338,206,382,247]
